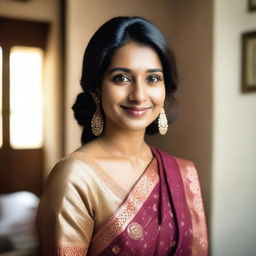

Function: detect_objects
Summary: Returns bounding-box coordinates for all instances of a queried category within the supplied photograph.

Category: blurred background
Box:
[0,0,255,255]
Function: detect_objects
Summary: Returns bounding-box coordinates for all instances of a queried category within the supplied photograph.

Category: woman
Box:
[37,16,208,255]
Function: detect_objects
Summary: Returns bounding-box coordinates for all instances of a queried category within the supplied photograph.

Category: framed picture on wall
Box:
[241,31,256,92]
[248,0,256,11]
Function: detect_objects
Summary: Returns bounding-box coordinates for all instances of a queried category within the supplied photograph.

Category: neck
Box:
[98,125,149,159]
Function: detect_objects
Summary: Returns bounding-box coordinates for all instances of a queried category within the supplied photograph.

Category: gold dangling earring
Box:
[158,108,168,135]
[91,97,104,136]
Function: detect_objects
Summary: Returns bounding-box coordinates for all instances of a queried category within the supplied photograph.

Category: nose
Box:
[128,79,146,104]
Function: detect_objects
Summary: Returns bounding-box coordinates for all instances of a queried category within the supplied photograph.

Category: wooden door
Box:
[0,18,49,196]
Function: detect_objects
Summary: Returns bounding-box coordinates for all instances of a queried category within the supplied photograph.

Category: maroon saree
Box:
[87,147,208,255]
[38,147,208,255]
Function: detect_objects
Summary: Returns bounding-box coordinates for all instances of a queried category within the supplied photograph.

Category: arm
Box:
[37,158,94,255]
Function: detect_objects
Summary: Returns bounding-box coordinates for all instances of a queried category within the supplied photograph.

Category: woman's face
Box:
[100,41,166,134]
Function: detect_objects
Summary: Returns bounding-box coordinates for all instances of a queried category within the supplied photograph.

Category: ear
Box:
[90,91,101,103]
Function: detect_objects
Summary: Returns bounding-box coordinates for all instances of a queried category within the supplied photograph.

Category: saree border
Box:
[41,245,88,256]
[88,158,159,255]
[175,157,208,256]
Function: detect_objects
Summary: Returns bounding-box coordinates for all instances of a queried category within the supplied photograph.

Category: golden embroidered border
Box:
[89,159,159,255]
[186,165,204,217]
[175,158,208,255]
[42,245,87,256]
[185,165,208,251]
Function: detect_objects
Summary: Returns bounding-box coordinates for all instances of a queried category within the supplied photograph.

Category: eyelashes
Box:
[111,73,163,85]
[111,74,130,83]
[146,74,162,83]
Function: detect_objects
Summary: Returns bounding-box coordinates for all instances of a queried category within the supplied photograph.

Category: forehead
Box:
[108,41,163,71]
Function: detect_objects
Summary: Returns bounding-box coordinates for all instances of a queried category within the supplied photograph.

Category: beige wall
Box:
[0,0,62,174]
[212,0,256,255]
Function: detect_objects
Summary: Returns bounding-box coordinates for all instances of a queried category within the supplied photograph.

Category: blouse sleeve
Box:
[37,158,95,255]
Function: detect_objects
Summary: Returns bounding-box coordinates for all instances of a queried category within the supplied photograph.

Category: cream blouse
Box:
[37,152,127,251]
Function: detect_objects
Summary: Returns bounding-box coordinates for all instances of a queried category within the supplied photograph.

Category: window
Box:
[10,46,44,149]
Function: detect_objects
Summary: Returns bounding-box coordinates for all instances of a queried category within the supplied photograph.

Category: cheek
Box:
[101,84,126,111]
[101,88,112,113]
[150,86,166,106]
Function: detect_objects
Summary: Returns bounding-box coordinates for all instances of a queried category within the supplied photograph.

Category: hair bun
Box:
[72,92,95,127]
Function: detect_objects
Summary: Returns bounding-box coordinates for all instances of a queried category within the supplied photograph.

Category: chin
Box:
[119,119,154,132]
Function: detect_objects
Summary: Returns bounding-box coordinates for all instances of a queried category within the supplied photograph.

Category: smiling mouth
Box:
[121,106,152,117]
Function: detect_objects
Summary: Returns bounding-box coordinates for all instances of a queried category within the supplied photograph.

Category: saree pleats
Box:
[151,147,194,256]
[152,147,208,255]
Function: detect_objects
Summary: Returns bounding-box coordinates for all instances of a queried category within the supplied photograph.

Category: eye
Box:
[112,74,131,84]
[147,74,162,83]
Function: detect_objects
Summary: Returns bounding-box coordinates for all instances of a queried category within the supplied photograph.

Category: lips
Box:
[122,106,151,111]
[121,106,152,117]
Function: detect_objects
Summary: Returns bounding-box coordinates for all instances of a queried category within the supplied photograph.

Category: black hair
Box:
[72,16,180,144]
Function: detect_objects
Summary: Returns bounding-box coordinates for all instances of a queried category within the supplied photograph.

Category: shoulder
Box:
[151,146,198,183]
[45,154,94,187]
[151,146,194,168]
[42,152,102,204]
[40,153,99,217]
[174,156,195,171]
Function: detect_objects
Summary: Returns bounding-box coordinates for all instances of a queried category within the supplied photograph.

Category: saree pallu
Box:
[152,147,208,255]
[37,147,208,255]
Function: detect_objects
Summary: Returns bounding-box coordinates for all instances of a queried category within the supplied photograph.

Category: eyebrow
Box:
[146,68,164,73]
[108,67,131,74]
[108,67,164,74]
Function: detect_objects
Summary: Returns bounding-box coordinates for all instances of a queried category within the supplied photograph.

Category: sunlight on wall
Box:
[10,46,43,149]
[0,47,2,148]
